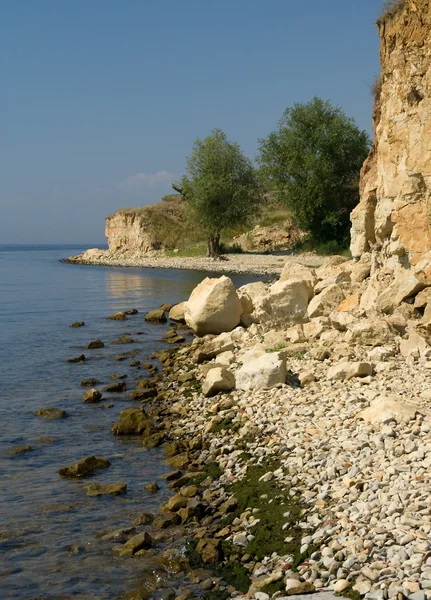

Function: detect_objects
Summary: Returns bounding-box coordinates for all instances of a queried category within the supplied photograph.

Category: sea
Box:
[0,244,259,600]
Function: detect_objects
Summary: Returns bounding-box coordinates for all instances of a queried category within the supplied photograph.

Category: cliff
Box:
[106,195,186,254]
[351,0,431,269]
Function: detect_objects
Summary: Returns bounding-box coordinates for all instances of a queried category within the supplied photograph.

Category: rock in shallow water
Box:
[59,455,111,478]
[145,309,167,323]
[80,377,100,387]
[82,388,102,403]
[35,408,67,419]
[67,354,85,363]
[86,339,104,349]
[69,321,85,327]
[84,483,127,496]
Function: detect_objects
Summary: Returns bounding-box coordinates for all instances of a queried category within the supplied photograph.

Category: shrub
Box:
[379,0,405,20]
[371,75,382,102]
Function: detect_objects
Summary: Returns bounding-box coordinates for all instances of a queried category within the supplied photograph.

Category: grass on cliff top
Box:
[378,0,405,20]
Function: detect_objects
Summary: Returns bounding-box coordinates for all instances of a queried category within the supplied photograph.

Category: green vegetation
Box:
[222,460,314,563]
[371,74,382,102]
[258,97,370,247]
[173,129,263,257]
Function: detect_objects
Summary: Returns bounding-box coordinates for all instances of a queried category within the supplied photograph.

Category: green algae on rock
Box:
[35,408,67,419]
[59,455,111,478]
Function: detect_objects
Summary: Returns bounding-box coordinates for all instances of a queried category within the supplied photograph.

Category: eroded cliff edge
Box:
[351,0,431,269]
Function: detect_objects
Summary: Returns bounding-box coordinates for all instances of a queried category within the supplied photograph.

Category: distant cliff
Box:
[106,195,186,254]
[351,0,431,268]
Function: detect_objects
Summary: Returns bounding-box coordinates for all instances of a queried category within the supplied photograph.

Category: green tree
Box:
[173,129,262,257]
[258,97,370,245]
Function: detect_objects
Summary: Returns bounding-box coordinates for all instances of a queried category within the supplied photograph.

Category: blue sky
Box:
[1,0,382,244]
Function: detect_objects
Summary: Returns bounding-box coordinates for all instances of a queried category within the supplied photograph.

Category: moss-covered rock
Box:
[145,309,167,323]
[86,339,104,349]
[82,388,102,403]
[84,483,127,496]
[105,381,126,393]
[35,408,67,419]
[107,312,127,320]
[59,455,111,478]
[69,321,85,327]
[81,378,100,387]
[110,408,152,435]
[67,354,85,363]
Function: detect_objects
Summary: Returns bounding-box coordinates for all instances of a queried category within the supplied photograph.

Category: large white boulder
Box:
[168,302,186,323]
[255,279,313,327]
[185,276,242,336]
[202,367,236,397]
[279,262,318,288]
[236,351,287,391]
[357,395,423,424]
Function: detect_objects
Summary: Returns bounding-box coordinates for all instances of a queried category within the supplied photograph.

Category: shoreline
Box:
[63,249,326,277]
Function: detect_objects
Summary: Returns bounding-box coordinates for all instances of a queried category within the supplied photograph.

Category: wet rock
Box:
[125,309,138,315]
[163,470,183,481]
[163,493,188,512]
[104,381,126,393]
[107,312,128,320]
[59,455,111,478]
[100,526,135,542]
[69,321,85,327]
[67,354,86,363]
[196,538,221,564]
[86,339,104,349]
[82,388,102,403]
[123,531,153,554]
[142,430,164,448]
[110,408,152,435]
[152,513,181,529]
[165,453,190,470]
[84,483,127,496]
[145,309,167,323]
[111,335,134,345]
[35,408,67,419]
[130,389,158,402]
[110,373,127,379]
[130,360,141,367]
[11,445,34,455]
[145,482,160,492]
[160,303,173,312]
[80,378,100,387]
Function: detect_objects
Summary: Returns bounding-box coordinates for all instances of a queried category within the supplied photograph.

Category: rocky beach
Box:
[65,248,431,600]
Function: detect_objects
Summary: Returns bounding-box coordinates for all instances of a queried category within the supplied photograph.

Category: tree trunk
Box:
[207,233,221,258]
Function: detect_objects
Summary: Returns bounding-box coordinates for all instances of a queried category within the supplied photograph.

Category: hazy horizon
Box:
[1,0,382,244]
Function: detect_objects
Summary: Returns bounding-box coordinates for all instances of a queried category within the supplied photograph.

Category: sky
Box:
[1,0,382,244]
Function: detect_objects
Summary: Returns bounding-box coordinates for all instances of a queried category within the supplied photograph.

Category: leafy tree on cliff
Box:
[258,97,371,245]
[173,129,262,257]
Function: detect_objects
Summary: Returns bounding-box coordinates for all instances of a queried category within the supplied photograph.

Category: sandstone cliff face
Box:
[105,211,162,254]
[351,0,431,268]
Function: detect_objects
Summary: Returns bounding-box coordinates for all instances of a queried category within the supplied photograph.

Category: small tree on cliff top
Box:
[258,97,370,245]
[173,129,262,257]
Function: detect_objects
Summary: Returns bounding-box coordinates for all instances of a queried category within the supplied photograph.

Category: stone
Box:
[59,456,111,478]
[256,279,312,327]
[67,354,85,363]
[307,284,345,318]
[86,339,104,349]
[125,308,138,315]
[11,445,34,455]
[196,538,221,564]
[69,321,85,327]
[82,388,102,403]
[107,312,127,320]
[111,335,134,345]
[145,482,159,492]
[299,371,316,387]
[338,294,360,312]
[110,408,152,435]
[164,493,188,512]
[327,361,373,381]
[185,276,242,336]
[81,378,100,387]
[357,395,423,424]
[193,332,234,363]
[415,287,431,308]
[376,274,426,313]
[104,381,126,393]
[84,483,127,496]
[123,531,153,554]
[346,319,394,346]
[400,329,430,359]
[284,580,315,595]
[168,302,186,323]
[314,271,351,294]
[236,351,287,390]
[279,262,318,287]
[144,309,167,323]
[330,310,357,331]
[333,580,349,593]
[35,408,67,419]
[202,367,236,397]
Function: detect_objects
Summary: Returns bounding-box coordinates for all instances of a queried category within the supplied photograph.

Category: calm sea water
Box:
[0,245,259,600]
